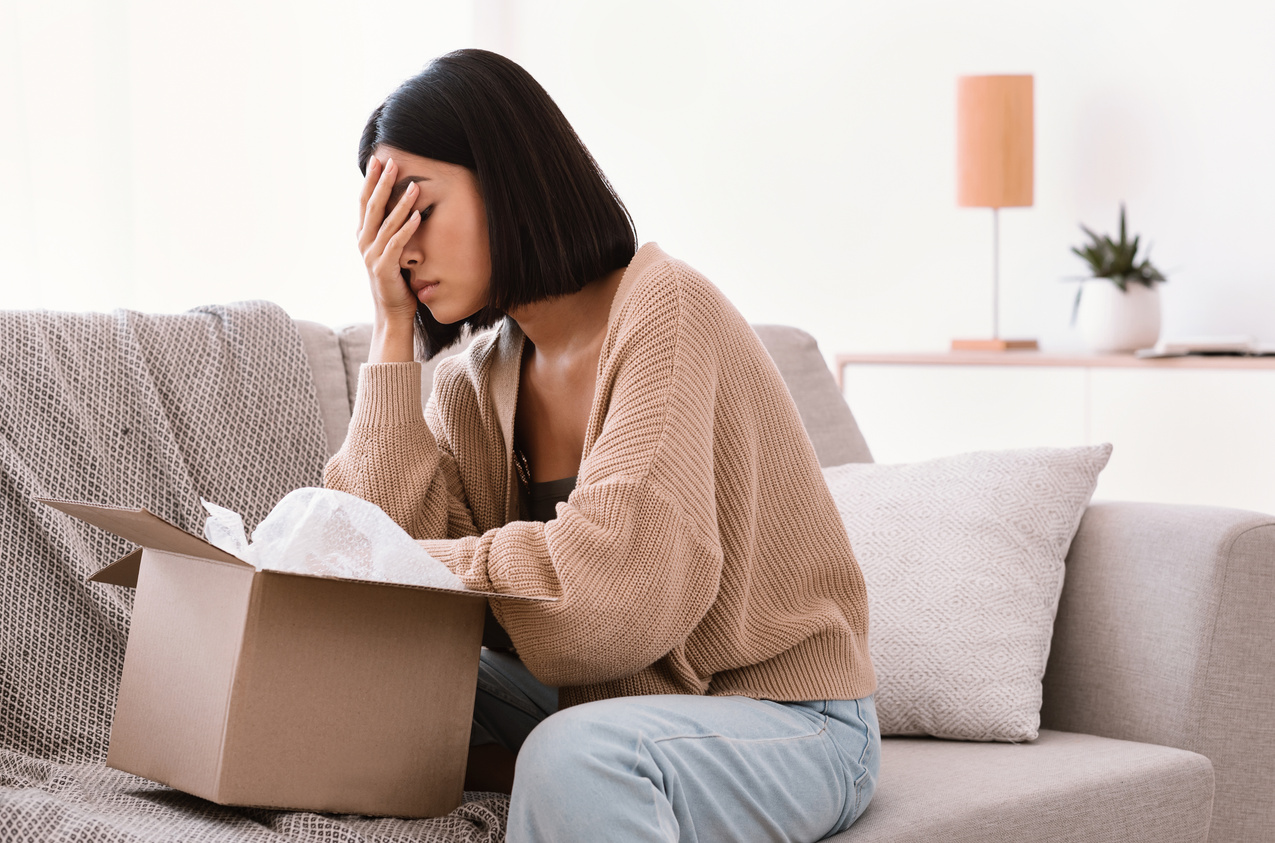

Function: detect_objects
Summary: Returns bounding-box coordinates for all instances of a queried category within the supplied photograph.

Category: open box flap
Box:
[37,497,251,569]
[38,497,557,601]
[89,547,144,587]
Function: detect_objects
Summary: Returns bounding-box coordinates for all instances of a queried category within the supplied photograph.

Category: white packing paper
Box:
[201,487,464,591]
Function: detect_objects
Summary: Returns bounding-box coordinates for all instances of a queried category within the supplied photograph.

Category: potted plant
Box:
[1069,204,1168,353]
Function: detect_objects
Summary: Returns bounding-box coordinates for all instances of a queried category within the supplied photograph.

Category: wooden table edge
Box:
[833,352,1275,389]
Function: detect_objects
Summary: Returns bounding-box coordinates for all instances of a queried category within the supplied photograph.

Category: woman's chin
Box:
[423,303,467,326]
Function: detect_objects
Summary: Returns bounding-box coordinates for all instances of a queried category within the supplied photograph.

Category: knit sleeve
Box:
[418,269,726,687]
[323,362,479,541]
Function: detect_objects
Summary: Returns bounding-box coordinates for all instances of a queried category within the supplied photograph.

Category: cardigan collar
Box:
[487,241,669,520]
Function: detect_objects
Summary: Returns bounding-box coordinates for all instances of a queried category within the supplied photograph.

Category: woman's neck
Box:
[507,267,625,365]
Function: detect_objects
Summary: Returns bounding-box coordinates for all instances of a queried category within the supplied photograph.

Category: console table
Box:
[835,352,1275,515]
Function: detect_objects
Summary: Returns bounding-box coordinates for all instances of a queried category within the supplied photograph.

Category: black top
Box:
[482,468,578,653]
[522,475,578,522]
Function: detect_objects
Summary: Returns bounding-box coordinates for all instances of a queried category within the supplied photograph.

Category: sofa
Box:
[2,309,1271,842]
[294,318,1274,843]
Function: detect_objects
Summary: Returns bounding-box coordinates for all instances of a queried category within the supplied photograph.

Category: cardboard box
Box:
[39,497,553,818]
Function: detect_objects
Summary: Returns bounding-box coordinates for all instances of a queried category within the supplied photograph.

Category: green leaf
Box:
[1136,258,1166,283]
[1070,205,1167,284]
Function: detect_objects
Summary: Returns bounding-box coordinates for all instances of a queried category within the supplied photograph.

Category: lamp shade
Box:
[957,75,1033,208]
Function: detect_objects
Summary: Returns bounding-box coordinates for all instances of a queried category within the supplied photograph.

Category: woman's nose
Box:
[399,233,423,268]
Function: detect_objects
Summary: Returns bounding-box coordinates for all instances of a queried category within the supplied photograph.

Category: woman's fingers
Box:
[359,156,398,247]
[358,156,388,238]
[366,181,418,263]
[362,176,421,318]
[357,155,423,322]
[368,207,421,318]
[379,210,421,270]
[357,156,381,232]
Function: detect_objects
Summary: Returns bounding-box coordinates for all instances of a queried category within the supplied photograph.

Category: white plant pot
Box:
[1075,280,1162,353]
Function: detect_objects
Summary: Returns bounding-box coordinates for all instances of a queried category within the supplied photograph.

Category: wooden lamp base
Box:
[951,338,1039,351]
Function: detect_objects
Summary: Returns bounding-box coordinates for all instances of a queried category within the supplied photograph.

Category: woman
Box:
[324,48,879,842]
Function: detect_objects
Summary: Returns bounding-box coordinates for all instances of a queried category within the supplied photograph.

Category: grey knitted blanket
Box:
[0,303,508,842]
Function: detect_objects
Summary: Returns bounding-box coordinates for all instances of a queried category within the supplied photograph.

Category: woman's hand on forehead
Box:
[357,155,424,351]
[386,176,426,212]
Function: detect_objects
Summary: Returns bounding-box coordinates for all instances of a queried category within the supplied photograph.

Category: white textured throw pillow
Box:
[823,444,1112,742]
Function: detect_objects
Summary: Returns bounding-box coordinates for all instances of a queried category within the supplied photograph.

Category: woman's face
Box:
[373,145,491,324]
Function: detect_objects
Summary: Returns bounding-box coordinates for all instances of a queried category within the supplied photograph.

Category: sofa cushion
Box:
[294,319,350,457]
[336,323,372,417]
[823,445,1111,741]
[826,730,1213,843]
[752,324,872,466]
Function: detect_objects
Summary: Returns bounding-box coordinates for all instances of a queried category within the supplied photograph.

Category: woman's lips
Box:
[416,281,440,302]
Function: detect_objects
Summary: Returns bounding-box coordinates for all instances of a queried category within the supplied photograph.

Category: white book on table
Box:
[1135,335,1275,358]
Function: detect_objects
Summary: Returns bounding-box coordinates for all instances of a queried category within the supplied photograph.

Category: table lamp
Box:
[952,74,1038,351]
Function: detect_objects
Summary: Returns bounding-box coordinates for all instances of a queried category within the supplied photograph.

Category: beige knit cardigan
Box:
[324,242,876,709]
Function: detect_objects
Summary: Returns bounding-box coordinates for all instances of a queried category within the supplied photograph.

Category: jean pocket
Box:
[848,697,879,823]
[850,739,874,821]
[822,695,879,831]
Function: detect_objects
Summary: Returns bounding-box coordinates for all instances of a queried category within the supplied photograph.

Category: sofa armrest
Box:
[1041,500,1275,843]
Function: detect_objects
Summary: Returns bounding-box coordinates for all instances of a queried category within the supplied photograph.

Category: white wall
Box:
[3,0,1273,369]
[0,0,474,326]
[505,0,1275,368]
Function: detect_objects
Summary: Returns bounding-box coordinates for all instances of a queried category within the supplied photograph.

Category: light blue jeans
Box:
[470,648,880,843]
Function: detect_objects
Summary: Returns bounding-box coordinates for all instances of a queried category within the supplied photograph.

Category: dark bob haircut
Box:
[358,49,638,359]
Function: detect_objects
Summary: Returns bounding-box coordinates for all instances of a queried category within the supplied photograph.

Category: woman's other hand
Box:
[359,155,421,363]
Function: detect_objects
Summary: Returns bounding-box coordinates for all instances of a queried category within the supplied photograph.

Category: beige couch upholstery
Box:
[295,319,1274,843]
